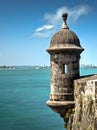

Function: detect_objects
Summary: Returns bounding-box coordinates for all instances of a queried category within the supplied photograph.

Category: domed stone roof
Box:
[47,13,84,53]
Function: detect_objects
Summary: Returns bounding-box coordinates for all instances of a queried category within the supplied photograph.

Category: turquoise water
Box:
[0,67,97,130]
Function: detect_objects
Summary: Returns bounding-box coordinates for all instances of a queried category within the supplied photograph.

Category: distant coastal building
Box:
[81,64,97,68]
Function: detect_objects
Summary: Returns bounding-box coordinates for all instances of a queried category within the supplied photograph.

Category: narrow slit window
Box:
[63,64,68,74]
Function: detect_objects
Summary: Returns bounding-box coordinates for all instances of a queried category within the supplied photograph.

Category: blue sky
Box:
[0,0,97,66]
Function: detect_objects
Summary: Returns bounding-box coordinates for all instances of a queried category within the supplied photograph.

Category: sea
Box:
[0,66,97,130]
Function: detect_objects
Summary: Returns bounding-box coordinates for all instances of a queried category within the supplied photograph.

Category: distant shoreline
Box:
[80,65,97,68]
[0,65,50,70]
[0,65,16,70]
[0,65,97,70]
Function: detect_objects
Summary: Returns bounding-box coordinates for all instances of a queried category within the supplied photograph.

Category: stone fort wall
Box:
[67,74,97,130]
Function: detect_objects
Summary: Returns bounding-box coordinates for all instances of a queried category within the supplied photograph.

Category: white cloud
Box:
[36,25,54,32]
[32,5,91,38]
[33,25,55,38]
[33,30,52,38]
[68,5,91,23]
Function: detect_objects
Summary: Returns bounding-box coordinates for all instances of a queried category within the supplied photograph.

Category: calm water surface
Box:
[0,67,97,130]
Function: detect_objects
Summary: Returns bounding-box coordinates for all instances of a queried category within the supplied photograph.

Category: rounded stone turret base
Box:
[47,100,74,128]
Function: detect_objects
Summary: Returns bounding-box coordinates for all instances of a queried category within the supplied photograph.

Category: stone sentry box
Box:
[50,52,80,101]
[46,13,84,103]
[46,12,97,130]
[46,13,84,128]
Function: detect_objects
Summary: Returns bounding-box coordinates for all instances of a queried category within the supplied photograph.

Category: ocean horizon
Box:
[0,67,97,130]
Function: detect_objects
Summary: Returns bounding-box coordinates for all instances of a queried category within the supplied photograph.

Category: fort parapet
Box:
[67,74,97,130]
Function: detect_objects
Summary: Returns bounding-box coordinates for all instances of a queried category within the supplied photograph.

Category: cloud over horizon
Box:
[32,5,91,38]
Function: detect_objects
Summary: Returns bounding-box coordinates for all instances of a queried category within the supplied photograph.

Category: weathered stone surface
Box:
[46,12,97,130]
[67,74,97,130]
[47,13,84,102]
[49,52,80,101]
